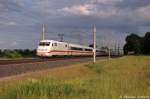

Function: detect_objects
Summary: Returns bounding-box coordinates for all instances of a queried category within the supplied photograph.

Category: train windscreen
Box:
[39,42,50,46]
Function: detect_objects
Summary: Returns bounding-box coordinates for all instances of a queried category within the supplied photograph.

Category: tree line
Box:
[124,32,150,55]
[0,49,36,58]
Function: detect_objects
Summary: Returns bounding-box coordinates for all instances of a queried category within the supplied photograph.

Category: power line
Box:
[58,34,64,42]
[76,29,84,45]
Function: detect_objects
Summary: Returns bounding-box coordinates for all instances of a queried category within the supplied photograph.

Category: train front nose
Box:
[36,41,52,57]
[36,47,50,57]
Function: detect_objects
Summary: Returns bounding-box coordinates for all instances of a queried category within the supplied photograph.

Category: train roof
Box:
[69,43,92,49]
[39,40,54,42]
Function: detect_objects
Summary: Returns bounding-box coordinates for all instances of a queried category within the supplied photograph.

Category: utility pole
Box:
[107,41,111,59]
[115,42,117,56]
[42,24,45,40]
[93,24,96,63]
[58,34,64,42]
[108,47,111,59]
[118,43,120,56]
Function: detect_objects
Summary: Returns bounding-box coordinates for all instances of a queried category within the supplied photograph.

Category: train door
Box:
[67,43,71,56]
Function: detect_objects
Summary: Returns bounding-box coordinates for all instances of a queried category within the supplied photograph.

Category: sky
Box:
[0,0,150,49]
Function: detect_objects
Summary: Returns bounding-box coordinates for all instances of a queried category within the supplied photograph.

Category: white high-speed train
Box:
[36,40,105,57]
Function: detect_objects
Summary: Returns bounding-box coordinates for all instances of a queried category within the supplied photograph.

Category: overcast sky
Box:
[0,0,150,49]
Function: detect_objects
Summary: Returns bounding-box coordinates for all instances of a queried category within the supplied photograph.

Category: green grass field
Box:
[0,56,150,99]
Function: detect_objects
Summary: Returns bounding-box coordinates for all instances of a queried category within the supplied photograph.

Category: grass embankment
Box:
[0,56,150,99]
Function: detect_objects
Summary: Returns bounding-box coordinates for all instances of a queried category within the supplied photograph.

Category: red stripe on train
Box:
[48,50,92,53]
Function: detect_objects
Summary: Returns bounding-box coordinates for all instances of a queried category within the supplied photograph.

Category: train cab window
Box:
[46,43,50,46]
[65,44,67,47]
[39,42,50,46]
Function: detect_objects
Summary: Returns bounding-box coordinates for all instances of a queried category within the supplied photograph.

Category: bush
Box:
[3,50,22,58]
[0,49,36,58]
[124,32,150,55]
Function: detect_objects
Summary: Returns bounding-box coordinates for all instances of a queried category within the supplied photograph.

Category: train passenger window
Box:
[54,43,57,46]
[96,50,101,52]
[85,49,92,51]
[71,47,83,51]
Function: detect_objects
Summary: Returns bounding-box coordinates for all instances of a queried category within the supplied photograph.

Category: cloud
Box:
[90,0,122,5]
[0,0,24,13]
[137,5,150,19]
[61,4,92,16]
[116,0,150,9]
[60,2,120,19]
[0,0,150,49]
[0,21,17,26]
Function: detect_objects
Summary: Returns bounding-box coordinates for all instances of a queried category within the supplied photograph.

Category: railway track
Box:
[0,57,84,65]
[0,57,106,78]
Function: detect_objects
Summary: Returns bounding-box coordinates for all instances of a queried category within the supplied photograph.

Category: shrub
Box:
[3,50,22,58]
